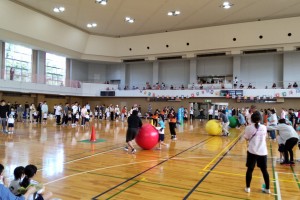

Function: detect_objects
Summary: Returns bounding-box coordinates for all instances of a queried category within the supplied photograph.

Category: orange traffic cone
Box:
[90,126,96,142]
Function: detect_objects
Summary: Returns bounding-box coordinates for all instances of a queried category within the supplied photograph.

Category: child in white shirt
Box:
[7,114,15,134]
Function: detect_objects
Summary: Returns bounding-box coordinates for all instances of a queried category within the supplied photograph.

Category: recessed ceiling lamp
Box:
[221,1,233,9]
[87,23,97,28]
[95,0,108,5]
[53,6,65,13]
[125,17,135,23]
[167,10,181,16]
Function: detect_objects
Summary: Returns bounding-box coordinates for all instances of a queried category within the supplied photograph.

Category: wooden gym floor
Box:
[0,119,299,200]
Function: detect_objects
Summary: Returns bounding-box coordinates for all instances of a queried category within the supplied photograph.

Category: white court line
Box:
[44,159,164,185]
[44,155,213,185]
[38,147,123,172]
[275,172,282,200]
[277,171,300,176]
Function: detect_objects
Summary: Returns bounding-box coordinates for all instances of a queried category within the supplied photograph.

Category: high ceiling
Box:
[11,0,300,37]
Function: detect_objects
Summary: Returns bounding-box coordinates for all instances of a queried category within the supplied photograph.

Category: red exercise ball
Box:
[135,124,159,150]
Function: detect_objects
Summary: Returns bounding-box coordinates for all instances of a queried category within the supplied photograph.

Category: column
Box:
[189,59,197,84]
[233,56,241,80]
[37,50,46,84]
[66,58,71,87]
[0,41,4,79]
[152,61,159,85]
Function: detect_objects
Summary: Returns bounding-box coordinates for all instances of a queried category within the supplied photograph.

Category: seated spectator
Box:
[272,83,276,89]
[287,83,292,89]
[199,84,203,90]
[161,82,166,90]
[247,83,252,89]
[191,83,195,90]
[265,86,268,89]
[181,84,184,90]
[9,166,25,195]
[170,85,174,90]
[20,164,52,200]
[1,184,36,200]
[239,83,244,89]
[293,82,298,88]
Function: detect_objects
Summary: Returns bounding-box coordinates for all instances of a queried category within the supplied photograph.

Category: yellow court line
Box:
[202,133,243,171]
[202,169,298,184]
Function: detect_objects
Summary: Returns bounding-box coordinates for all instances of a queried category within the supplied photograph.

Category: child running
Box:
[156,118,169,149]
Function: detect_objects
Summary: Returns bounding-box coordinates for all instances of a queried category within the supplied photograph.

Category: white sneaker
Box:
[131,149,137,154]
[244,187,250,193]
[166,144,170,148]
[124,146,129,151]
[262,188,271,194]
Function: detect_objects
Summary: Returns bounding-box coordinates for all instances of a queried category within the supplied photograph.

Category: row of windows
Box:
[4,43,66,86]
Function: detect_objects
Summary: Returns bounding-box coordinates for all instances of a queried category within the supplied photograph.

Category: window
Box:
[5,43,32,82]
[46,53,66,86]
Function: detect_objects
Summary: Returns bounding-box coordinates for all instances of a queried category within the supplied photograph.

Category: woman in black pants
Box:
[244,111,270,194]
[268,119,299,165]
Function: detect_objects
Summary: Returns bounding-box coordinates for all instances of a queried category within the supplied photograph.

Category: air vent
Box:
[197,52,226,57]
[157,56,182,60]
[123,59,145,63]
[243,49,277,54]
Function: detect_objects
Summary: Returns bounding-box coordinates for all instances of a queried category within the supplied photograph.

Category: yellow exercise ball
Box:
[205,120,222,136]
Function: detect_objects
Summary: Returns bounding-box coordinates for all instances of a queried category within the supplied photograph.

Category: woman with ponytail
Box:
[244,111,270,194]
[20,165,52,200]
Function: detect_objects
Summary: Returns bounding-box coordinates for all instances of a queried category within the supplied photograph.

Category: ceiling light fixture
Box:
[87,23,97,28]
[167,10,181,16]
[221,1,233,9]
[125,17,135,23]
[53,6,65,13]
[95,0,108,5]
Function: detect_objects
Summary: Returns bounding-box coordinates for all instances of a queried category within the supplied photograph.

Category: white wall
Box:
[88,63,107,83]
[197,57,233,77]
[283,52,300,87]
[126,63,153,89]
[240,54,283,88]
[159,60,190,88]
[71,60,88,81]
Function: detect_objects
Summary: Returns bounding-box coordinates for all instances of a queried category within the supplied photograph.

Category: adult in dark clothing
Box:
[62,103,69,125]
[289,109,297,130]
[124,110,142,154]
[0,100,9,133]
[37,102,42,123]
[24,102,29,120]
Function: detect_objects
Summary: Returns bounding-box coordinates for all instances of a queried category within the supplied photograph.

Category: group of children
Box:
[0,164,52,200]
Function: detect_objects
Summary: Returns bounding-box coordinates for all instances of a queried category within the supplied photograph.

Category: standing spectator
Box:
[24,101,29,121]
[244,111,270,194]
[71,102,78,126]
[37,102,42,124]
[109,105,115,121]
[81,105,87,126]
[10,67,15,80]
[288,109,297,130]
[115,105,120,120]
[29,103,35,123]
[86,103,90,113]
[208,107,213,120]
[55,103,62,125]
[62,103,69,125]
[0,100,9,133]
[189,107,194,120]
[16,104,24,122]
[41,101,48,122]
[268,109,278,140]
